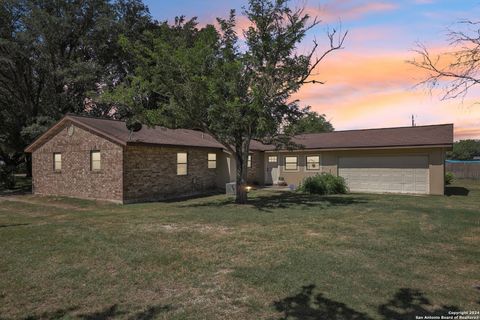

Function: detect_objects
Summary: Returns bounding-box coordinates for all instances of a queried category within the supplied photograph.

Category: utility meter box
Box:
[226,182,236,195]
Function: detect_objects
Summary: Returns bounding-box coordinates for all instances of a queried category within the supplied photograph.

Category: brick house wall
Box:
[29,117,267,203]
[31,122,124,202]
[123,145,222,203]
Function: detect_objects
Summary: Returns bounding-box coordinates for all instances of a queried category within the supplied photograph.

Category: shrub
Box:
[0,170,15,189]
[445,172,454,185]
[298,173,348,195]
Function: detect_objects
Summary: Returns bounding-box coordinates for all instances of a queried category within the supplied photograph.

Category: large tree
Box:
[104,0,346,203]
[285,111,334,134]
[0,0,152,183]
[410,20,480,100]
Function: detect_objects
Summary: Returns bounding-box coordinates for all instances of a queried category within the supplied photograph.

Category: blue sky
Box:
[143,0,480,139]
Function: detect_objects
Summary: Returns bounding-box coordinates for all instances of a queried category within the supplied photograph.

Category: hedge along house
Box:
[25,114,453,203]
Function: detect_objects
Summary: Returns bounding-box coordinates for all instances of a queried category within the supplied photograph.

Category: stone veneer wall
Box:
[123,145,222,203]
[31,122,123,202]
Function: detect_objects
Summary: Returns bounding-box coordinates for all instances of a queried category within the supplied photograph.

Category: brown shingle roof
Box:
[71,115,227,149]
[289,124,453,150]
[25,114,453,153]
[25,114,271,152]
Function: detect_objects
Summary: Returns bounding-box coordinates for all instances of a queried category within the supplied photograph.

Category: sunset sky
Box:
[144,0,480,140]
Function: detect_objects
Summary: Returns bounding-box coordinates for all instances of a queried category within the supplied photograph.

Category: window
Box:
[284,156,298,171]
[247,155,252,168]
[177,152,187,175]
[53,153,62,171]
[91,151,101,171]
[208,153,216,169]
[268,156,277,163]
[306,156,320,170]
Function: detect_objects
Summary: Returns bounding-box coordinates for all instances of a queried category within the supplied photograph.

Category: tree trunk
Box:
[25,153,32,178]
[234,142,250,204]
[235,167,247,204]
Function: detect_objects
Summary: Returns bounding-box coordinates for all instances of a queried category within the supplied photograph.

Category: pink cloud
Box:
[301,87,480,140]
[306,1,399,23]
[292,45,480,140]
[194,3,478,140]
[455,127,480,140]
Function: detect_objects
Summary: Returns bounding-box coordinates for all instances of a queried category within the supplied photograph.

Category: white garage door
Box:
[338,156,429,194]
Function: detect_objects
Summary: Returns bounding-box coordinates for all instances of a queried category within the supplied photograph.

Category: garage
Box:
[338,155,429,194]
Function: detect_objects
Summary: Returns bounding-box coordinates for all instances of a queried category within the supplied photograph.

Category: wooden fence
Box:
[446,161,480,179]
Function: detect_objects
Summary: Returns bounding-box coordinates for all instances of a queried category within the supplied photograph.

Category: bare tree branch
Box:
[409,20,480,101]
[275,22,347,98]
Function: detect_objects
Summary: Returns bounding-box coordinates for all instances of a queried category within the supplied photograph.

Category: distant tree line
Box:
[286,111,334,134]
[447,140,480,160]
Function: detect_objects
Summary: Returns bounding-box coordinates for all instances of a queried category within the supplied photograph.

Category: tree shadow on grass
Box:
[445,186,470,196]
[79,304,126,320]
[161,190,224,203]
[378,288,460,320]
[22,306,79,320]
[182,191,368,212]
[273,284,461,320]
[273,284,371,320]
[0,223,30,228]
[20,303,172,320]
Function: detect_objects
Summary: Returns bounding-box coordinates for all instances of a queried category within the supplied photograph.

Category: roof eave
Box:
[264,144,453,152]
[25,115,127,153]
[125,141,224,150]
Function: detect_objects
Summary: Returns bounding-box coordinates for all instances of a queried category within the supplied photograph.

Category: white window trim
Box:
[268,155,278,163]
[177,152,188,176]
[53,153,62,172]
[247,155,252,168]
[208,153,217,169]
[306,155,321,171]
[91,150,101,171]
[283,155,299,172]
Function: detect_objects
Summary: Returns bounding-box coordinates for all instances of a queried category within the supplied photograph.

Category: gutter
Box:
[264,144,453,153]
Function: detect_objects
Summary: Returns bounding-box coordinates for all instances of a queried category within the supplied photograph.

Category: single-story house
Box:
[25,114,453,203]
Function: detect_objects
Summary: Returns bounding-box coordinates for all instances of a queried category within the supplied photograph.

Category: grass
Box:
[0,179,479,319]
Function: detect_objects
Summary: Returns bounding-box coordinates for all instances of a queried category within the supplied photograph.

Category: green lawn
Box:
[0,180,479,320]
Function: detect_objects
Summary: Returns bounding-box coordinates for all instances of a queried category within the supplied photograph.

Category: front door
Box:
[265,155,280,185]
